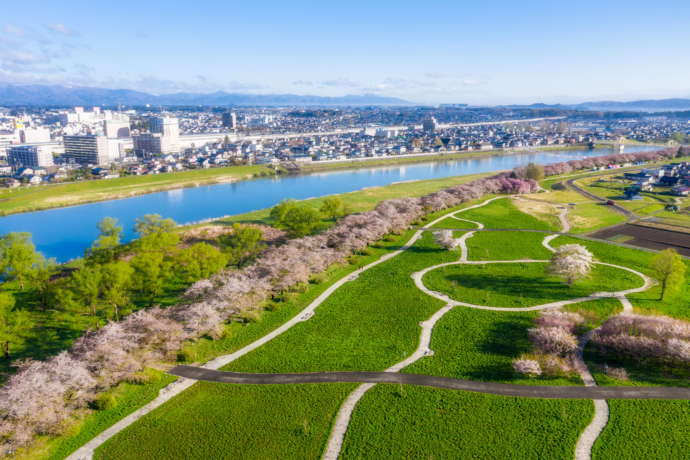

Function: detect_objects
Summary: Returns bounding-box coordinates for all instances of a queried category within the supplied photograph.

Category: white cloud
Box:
[2,24,25,36]
[46,23,74,35]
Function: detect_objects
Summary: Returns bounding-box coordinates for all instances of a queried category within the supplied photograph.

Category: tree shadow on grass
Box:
[466,316,534,382]
[443,273,572,303]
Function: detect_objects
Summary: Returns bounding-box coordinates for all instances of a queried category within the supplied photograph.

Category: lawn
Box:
[341,385,592,460]
[423,262,642,308]
[341,307,591,459]
[214,172,491,227]
[566,203,627,233]
[551,235,690,320]
[30,177,689,460]
[450,198,559,231]
[95,231,458,459]
[592,400,690,460]
[466,231,553,260]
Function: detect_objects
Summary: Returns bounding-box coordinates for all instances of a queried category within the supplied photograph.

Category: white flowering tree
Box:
[548,244,593,285]
[433,230,460,250]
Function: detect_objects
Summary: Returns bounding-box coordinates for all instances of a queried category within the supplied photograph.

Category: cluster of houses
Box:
[623,162,690,199]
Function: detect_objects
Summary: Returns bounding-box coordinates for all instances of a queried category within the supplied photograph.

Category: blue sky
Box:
[1,1,689,104]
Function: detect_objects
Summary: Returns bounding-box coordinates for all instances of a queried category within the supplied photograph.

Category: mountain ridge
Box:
[0,84,410,107]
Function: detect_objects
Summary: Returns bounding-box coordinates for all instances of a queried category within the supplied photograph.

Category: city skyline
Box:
[1,1,690,105]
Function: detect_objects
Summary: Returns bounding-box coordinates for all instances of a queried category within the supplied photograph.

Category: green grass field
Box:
[25,174,690,460]
[551,235,690,320]
[423,262,642,308]
[466,231,553,260]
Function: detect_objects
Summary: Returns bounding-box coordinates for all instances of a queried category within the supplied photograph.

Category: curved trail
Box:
[66,197,502,460]
[169,365,690,399]
[322,198,502,460]
[325,198,651,460]
[70,195,656,460]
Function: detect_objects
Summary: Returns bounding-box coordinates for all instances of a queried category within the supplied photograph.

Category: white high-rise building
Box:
[150,116,179,138]
[104,119,131,138]
[64,135,111,165]
[8,145,54,168]
[20,127,51,144]
[146,116,179,153]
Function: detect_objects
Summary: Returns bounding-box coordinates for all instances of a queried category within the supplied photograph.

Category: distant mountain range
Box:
[510,98,690,112]
[0,84,409,107]
[2,84,689,111]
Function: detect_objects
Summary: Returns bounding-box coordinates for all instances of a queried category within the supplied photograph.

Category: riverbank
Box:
[297,143,611,174]
[0,143,628,217]
[0,164,274,216]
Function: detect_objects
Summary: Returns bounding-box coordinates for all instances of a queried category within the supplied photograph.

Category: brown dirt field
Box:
[591,224,690,257]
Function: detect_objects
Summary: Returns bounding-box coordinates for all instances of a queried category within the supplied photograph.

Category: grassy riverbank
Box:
[0,165,271,216]
[0,142,623,217]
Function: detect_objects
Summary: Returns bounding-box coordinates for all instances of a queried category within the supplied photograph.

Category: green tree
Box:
[0,233,41,289]
[0,292,32,358]
[524,163,545,181]
[131,251,168,306]
[68,264,103,318]
[28,258,58,309]
[173,243,227,283]
[219,224,264,267]
[320,197,347,220]
[88,217,123,263]
[269,199,297,223]
[100,261,134,321]
[276,205,321,237]
[652,249,687,300]
[134,214,179,252]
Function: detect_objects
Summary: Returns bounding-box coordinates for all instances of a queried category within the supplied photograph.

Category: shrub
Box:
[90,392,117,411]
[528,326,579,355]
[512,358,542,377]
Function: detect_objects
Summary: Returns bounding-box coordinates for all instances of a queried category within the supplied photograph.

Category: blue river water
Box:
[0,146,658,261]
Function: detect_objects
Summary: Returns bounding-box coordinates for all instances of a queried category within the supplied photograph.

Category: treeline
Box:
[0,215,271,364]
[0,169,539,454]
[542,146,690,176]
[0,194,352,365]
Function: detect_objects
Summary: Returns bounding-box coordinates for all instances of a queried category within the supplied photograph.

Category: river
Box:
[0,146,659,261]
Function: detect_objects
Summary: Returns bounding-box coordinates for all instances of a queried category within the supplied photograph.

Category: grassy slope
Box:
[14,369,176,460]
[551,235,690,321]
[545,236,690,460]
[467,231,553,260]
[95,231,457,459]
[0,165,271,216]
[214,173,490,227]
[423,263,642,308]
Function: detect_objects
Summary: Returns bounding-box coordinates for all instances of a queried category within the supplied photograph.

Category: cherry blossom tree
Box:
[433,230,460,250]
[548,244,593,285]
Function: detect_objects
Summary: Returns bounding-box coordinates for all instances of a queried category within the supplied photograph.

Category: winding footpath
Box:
[322,198,503,460]
[69,195,667,460]
[66,197,501,460]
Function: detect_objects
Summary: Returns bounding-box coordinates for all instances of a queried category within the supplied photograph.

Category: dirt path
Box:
[66,197,502,460]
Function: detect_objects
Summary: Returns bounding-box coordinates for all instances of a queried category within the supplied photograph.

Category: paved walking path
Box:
[66,196,501,460]
[323,197,503,460]
[68,195,660,460]
[169,366,690,400]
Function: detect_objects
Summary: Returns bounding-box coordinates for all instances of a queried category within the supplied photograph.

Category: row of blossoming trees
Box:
[0,173,537,453]
[0,146,686,454]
